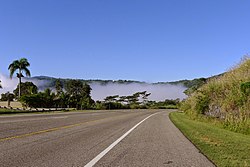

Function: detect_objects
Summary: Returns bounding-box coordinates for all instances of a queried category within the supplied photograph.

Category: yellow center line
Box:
[0,118,107,142]
[0,112,150,142]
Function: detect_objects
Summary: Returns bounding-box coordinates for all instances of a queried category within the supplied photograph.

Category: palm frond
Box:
[23,67,31,77]
[8,58,31,78]
[8,60,20,78]
[19,58,30,68]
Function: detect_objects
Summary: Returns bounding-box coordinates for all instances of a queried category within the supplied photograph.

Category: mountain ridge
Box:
[31,73,224,88]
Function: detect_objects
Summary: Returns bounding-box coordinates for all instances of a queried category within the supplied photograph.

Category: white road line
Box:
[84,112,159,167]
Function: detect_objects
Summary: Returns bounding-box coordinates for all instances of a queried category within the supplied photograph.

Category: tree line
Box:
[0,58,180,110]
[1,79,179,110]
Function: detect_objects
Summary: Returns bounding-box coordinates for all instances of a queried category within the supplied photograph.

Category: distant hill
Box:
[30,76,145,89]
[32,76,146,84]
[30,74,224,93]
[157,73,224,95]
[5,73,224,101]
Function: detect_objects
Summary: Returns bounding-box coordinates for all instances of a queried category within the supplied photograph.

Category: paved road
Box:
[0,110,215,167]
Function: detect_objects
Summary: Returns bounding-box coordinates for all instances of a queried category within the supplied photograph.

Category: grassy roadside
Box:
[170,112,250,167]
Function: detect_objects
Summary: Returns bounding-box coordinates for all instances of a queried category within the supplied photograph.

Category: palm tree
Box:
[8,58,31,98]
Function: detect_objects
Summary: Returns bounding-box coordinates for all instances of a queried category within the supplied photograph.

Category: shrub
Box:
[240,82,250,95]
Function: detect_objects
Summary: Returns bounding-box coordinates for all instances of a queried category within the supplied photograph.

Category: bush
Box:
[103,102,129,110]
[194,93,210,114]
[94,101,106,110]
[20,94,43,108]
[20,92,56,108]
[240,82,250,95]
[180,99,192,112]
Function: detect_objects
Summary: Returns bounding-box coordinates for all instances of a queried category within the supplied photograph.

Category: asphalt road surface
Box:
[0,110,215,167]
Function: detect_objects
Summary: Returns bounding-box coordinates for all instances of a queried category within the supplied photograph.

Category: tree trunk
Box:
[7,92,10,107]
[19,69,21,99]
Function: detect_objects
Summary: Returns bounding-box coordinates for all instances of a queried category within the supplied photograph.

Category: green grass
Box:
[170,111,250,167]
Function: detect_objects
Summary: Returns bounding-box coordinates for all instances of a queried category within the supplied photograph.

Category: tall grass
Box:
[181,57,250,134]
[170,112,250,167]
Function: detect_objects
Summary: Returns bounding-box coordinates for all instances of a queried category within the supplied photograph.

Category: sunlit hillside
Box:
[181,57,250,134]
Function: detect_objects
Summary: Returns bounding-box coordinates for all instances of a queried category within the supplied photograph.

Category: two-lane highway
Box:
[0,110,214,167]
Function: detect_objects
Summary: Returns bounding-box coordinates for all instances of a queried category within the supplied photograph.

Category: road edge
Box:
[169,111,217,167]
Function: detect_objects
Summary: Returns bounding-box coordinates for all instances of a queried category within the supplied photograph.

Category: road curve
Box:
[0,110,214,167]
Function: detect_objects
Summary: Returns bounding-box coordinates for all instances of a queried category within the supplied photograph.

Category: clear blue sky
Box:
[0,0,249,82]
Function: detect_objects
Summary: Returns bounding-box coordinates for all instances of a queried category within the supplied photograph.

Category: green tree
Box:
[80,96,95,110]
[57,92,70,108]
[8,58,31,98]
[128,92,141,105]
[13,82,38,97]
[42,88,56,107]
[55,79,63,95]
[0,92,15,101]
[104,95,119,110]
[65,80,84,97]
[117,96,127,104]
[65,80,93,109]
[80,83,94,109]
[104,95,119,103]
[20,89,56,108]
[139,91,151,104]
[82,83,92,98]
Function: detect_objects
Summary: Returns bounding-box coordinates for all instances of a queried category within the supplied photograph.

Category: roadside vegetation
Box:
[181,57,250,134]
[170,57,250,166]
[170,112,250,167]
[95,93,179,110]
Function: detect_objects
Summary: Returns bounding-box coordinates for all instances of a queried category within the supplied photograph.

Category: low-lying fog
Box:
[91,82,187,101]
[0,73,187,101]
